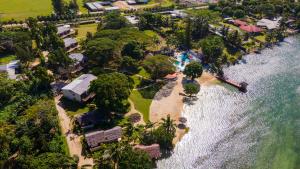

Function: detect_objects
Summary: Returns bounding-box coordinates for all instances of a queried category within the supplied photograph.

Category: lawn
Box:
[130,84,163,122]
[0,54,17,64]
[0,0,88,21]
[75,23,98,40]
[60,98,89,117]
[0,0,53,21]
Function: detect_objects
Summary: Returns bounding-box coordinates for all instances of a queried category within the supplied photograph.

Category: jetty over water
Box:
[216,76,248,92]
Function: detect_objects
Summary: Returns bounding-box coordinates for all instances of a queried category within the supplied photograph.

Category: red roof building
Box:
[239,25,262,33]
[164,73,178,80]
[234,20,247,26]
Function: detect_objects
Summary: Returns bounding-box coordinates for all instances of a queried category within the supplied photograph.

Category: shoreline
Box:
[149,72,218,144]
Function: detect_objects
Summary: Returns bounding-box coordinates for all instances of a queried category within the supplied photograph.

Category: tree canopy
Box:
[183,61,203,80]
[90,72,133,113]
[143,55,175,80]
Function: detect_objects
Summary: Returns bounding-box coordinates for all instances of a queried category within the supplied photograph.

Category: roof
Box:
[93,2,104,9]
[240,25,262,33]
[57,25,71,35]
[76,110,106,127]
[69,53,86,65]
[85,2,97,11]
[125,15,139,25]
[234,20,247,26]
[85,126,122,149]
[126,0,136,4]
[134,144,161,159]
[164,73,177,79]
[62,74,97,95]
[63,38,77,48]
[105,7,120,11]
[257,18,280,30]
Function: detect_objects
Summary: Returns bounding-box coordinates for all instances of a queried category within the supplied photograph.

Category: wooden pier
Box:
[216,76,248,92]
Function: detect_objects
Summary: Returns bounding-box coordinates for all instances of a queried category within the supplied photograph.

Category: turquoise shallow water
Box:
[157,36,300,169]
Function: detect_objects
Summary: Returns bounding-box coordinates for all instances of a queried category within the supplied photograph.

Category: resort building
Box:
[239,25,262,33]
[68,53,87,73]
[134,144,161,159]
[125,15,139,25]
[63,38,78,52]
[233,19,247,26]
[0,60,20,79]
[85,1,112,12]
[85,126,122,151]
[62,74,97,102]
[57,25,74,38]
[257,18,281,30]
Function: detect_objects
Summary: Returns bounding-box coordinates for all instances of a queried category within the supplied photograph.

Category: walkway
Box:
[54,96,94,168]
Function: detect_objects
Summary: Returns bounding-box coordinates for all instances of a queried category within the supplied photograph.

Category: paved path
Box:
[54,96,94,169]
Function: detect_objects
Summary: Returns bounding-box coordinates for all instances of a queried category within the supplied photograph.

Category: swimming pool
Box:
[175,52,191,71]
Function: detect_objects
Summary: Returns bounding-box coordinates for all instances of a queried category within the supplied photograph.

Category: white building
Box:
[62,74,97,102]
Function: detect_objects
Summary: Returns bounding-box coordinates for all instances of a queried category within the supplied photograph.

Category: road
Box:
[54,96,94,169]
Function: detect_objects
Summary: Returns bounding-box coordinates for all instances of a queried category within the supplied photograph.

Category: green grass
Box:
[75,23,98,40]
[130,90,152,122]
[0,0,87,21]
[60,98,89,117]
[0,54,17,64]
[255,35,266,43]
[0,0,53,21]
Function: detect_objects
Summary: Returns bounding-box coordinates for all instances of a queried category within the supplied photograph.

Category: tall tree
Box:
[143,55,175,80]
[184,83,200,97]
[51,0,65,15]
[183,61,203,81]
[90,72,133,113]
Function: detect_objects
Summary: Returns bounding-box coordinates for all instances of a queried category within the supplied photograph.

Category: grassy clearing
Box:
[0,0,87,21]
[144,30,166,51]
[60,98,89,117]
[75,23,98,40]
[0,54,17,64]
[255,34,266,43]
[0,0,52,21]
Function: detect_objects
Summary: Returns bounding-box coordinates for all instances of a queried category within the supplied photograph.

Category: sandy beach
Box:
[149,72,217,143]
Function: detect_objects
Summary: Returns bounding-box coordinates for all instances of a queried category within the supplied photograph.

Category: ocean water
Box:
[157,36,300,169]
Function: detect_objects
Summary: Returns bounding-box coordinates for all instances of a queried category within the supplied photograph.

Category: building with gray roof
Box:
[62,74,97,102]
[57,25,71,37]
[85,126,122,151]
[63,38,78,51]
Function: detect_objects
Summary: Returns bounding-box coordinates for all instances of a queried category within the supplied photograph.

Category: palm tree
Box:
[160,115,176,135]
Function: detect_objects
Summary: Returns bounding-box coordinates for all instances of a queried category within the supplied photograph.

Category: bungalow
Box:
[62,74,97,102]
[63,38,78,51]
[134,144,161,159]
[85,126,122,151]
[57,25,72,37]
[68,53,87,73]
